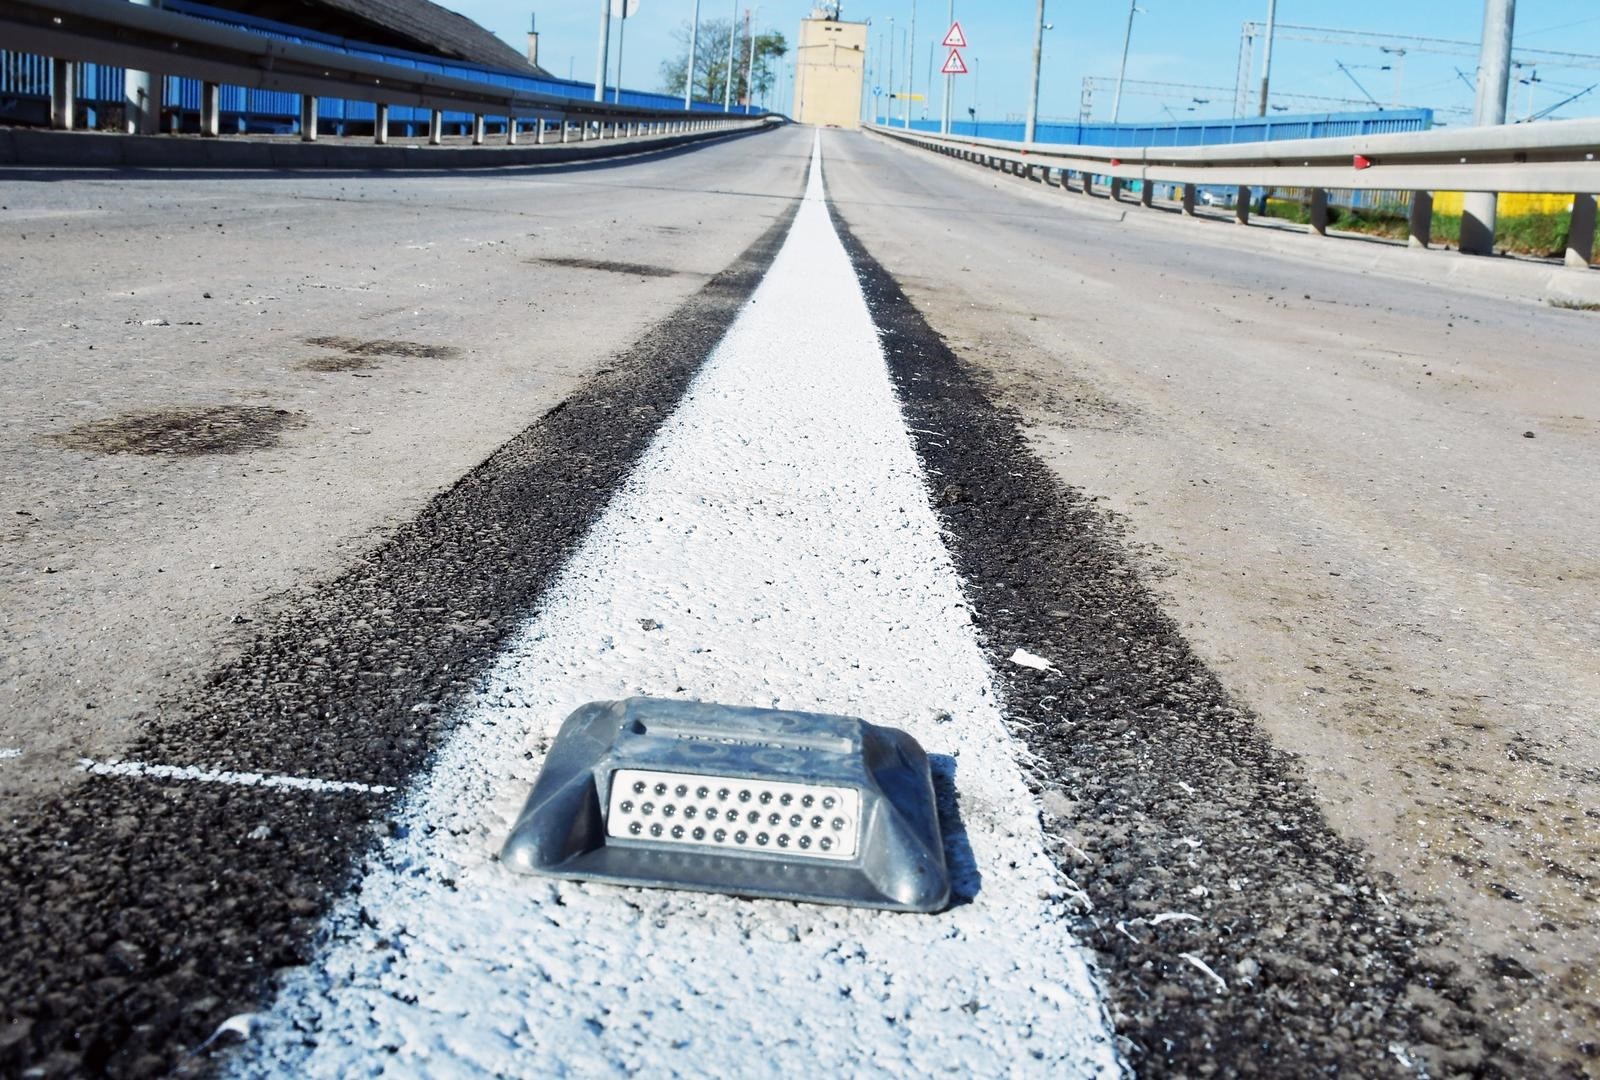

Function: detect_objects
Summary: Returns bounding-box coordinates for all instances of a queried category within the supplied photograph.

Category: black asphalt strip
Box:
[0,196,802,1078]
[827,203,1542,1079]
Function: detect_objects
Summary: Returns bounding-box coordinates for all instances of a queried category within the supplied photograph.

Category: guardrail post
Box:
[375,103,390,144]
[1234,186,1250,225]
[470,114,484,145]
[1081,171,1096,197]
[1109,177,1125,202]
[1182,183,1197,216]
[300,95,318,142]
[428,110,443,145]
[199,81,220,137]
[506,117,518,145]
[1567,193,1597,268]
[1140,180,1154,208]
[1309,188,1329,237]
[50,59,76,131]
[1408,191,1433,249]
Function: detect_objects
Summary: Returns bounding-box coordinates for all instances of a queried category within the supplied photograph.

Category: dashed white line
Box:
[76,758,394,795]
[237,133,1122,1077]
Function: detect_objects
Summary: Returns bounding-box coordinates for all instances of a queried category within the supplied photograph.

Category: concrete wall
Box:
[793,16,865,130]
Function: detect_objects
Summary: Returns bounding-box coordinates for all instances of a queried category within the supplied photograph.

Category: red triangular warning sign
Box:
[940,48,969,75]
[942,21,968,48]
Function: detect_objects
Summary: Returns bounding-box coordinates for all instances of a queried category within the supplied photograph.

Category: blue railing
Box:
[873,109,1434,147]
[1,0,738,134]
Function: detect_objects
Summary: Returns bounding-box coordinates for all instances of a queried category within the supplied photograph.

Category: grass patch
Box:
[1262,197,1579,259]
[1548,298,1600,311]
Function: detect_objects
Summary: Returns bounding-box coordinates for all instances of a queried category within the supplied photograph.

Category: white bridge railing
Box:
[6,0,766,145]
[867,121,1600,268]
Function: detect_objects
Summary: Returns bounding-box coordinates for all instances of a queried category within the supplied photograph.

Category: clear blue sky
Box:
[458,1,1600,124]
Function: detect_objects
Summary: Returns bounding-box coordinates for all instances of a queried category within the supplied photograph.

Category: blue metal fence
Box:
[873,109,1434,147]
[1,0,738,133]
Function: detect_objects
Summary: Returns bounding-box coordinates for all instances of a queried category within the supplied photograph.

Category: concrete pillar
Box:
[1234,186,1251,225]
[1182,183,1197,216]
[375,103,389,144]
[1408,191,1433,249]
[1309,188,1329,236]
[1140,180,1154,208]
[429,110,443,145]
[300,95,318,141]
[50,59,76,131]
[1109,177,1125,202]
[1567,193,1597,268]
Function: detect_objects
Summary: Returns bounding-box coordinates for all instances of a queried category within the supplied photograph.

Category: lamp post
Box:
[1257,0,1277,116]
[743,7,760,114]
[723,0,738,111]
[684,0,700,110]
[1111,1,1142,123]
[1462,0,1516,253]
[593,0,611,102]
[904,0,916,129]
[1024,0,1046,143]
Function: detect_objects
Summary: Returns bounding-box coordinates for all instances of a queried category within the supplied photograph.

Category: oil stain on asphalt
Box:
[42,406,305,456]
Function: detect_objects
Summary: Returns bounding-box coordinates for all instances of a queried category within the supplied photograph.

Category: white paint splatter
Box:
[0,749,21,761]
[76,759,392,795]
[237,133,1121,1078]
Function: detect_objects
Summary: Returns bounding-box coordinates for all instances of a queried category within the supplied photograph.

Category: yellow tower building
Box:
[793,7,867,129]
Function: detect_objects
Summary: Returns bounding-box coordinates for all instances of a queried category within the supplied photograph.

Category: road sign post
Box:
[940,20,967,134]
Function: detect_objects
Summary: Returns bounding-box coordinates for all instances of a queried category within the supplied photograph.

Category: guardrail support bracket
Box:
[1110,177,1125,202]
[428,109,443,146]
[299,94,318,142]
[1182,183,1198,216]
[1140,181,1154,209]
[1309,188,1329,237]
[50,59,76,131]
[375,103,389,145]
[1566,193,1596,268]
[1234,186,1251,226]
[200,81,219,137]
[1408,191,1434,249]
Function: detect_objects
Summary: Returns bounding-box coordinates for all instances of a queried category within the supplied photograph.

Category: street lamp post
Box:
[940,0,954,134]
[743,7,760,114]
[613,4,629,104]
[1024,0,1046,143]
[1462,0,1517,253]
[1112,0,1141,123]
[1257,0,1277,116]
[684,0,700,110]
[904,0,916,129]
[723,0,738,111]
[593,0,611,102]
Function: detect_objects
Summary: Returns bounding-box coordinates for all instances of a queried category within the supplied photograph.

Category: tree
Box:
[660,18,788,107]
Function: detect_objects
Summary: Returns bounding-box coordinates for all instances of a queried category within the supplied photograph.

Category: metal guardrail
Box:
[867,121,1600,268]
[6,0,765,145]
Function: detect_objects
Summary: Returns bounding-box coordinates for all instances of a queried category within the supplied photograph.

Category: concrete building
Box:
[793,6,867,129]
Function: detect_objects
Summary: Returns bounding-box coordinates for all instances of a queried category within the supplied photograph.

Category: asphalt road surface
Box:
[0,125,1595,1077]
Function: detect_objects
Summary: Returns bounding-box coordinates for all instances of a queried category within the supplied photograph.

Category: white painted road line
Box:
[238,134,1121,1077]
[77,758,395,795]
[0,749,21,760]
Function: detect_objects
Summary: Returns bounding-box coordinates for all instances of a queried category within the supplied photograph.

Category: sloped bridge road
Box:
[1,124,1596,1077]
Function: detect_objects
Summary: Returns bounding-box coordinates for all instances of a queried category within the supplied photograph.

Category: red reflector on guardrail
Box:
[1353,154,1372,170]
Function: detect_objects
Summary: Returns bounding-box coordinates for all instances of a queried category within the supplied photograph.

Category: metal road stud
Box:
[501,698,951,912]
